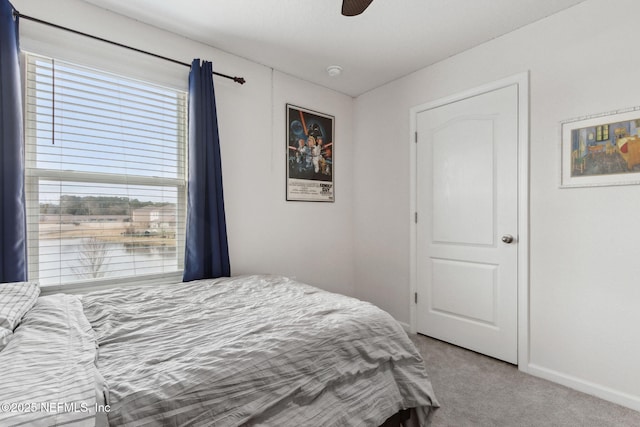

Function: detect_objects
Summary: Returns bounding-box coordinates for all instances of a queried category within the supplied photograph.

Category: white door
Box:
[415,84,519,364]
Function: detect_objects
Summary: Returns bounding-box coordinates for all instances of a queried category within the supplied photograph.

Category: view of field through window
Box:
[25,55,187,286]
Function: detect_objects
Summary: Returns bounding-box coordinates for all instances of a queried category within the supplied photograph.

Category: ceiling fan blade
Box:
[342,0,374,16]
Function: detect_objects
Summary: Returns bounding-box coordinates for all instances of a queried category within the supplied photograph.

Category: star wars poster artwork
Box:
[286,104,335,202]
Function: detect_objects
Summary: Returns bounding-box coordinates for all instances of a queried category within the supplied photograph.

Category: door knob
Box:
[501,235,514,244]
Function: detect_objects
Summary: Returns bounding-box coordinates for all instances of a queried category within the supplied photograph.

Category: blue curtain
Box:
[0,0,27,283]
[183,59,230,281]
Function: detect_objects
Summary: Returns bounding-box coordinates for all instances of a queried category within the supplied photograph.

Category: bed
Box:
[616,135,640,171]
[0,275,439,426]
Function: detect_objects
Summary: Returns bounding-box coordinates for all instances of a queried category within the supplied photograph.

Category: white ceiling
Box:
[82,0,586,97]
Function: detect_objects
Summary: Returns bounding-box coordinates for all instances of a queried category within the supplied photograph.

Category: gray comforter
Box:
[81,275,439,426]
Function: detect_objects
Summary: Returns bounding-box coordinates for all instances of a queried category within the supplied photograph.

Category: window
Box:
[24,54,188,289]
[595,124,609,142]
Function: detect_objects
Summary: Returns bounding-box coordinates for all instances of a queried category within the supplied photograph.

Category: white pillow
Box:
[0,282,40,351]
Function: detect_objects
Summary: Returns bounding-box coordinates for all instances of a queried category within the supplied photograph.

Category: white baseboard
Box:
[528,363,640,412]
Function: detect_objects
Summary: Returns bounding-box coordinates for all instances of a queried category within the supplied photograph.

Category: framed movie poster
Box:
[286,104,335,202]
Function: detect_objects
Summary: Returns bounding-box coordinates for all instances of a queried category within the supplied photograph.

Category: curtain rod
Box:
[12,10,246,85]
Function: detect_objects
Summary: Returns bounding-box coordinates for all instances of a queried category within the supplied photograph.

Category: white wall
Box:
[229,69,355,295]
[13,0,355,296]
[353,0,640,410]
[266,71,355,295]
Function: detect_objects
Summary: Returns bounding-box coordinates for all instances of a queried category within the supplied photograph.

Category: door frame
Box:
[408,72,530,371]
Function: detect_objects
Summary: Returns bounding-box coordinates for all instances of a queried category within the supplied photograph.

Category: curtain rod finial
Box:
[234,77,246,85]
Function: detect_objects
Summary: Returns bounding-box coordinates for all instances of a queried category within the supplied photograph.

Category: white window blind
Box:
[24,54,188,289]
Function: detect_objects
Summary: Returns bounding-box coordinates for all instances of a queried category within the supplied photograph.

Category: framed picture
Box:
[560,106,640,187]
[286,104,335,201]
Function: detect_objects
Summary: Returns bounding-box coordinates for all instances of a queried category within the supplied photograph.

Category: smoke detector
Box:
[327,65,343,77]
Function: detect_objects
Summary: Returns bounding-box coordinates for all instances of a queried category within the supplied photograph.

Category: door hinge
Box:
[414,212,418,223]
[414,292,418,304]
[414,131,418,143]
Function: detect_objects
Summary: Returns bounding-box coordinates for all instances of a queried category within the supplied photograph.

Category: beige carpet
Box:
[410,334,640,427]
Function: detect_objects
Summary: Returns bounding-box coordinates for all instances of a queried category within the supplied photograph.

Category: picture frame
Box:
[286,104,335,202]
[560,106,640,188]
